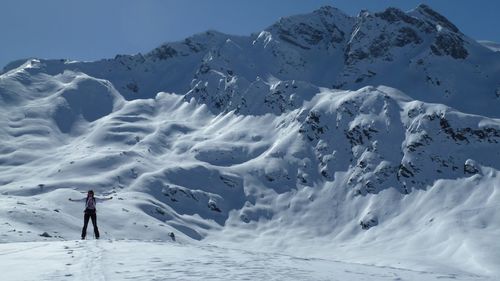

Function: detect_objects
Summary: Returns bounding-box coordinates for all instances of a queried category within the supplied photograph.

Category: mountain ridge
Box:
[3,5,498,117]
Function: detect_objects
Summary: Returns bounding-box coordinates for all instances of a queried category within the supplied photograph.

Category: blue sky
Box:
[1,0,499,68]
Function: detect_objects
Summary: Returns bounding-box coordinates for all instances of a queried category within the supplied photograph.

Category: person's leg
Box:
[81,213,90,239]
[91,213,100,239]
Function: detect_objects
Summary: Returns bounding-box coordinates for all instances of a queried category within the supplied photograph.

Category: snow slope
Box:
[1,4,500,280]
[0,240,493,281]
[478,40,500,52]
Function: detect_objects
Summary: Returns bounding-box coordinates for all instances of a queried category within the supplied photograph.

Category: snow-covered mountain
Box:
[479,40,500,52]
[1,5,499,280]
[3,5,498,117]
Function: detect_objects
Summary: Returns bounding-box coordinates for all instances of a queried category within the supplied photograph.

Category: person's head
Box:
[87,190,94,198]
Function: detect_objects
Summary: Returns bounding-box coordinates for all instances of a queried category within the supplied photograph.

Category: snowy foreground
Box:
[0,240,493,281]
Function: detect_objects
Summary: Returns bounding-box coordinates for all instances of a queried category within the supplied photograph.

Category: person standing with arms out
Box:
[69,190,112,240]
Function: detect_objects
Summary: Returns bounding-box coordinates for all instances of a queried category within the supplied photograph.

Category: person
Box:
[69,190,112,240]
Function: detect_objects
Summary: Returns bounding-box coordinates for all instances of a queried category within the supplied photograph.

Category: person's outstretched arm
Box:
[95,196,113,202]
[68,198,86,202]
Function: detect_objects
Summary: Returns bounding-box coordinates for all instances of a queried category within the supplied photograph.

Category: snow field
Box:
[0,240,494,281]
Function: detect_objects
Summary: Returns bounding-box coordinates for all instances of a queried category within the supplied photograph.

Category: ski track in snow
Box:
[81,240,105,281]
[0,240,492,281]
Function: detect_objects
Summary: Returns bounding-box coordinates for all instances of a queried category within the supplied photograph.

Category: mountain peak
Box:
[264,5,354,50]
[312,5,350,18]
[373,7,418,24]
[412,4,460,33]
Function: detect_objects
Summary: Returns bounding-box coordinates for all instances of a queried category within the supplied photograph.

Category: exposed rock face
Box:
[360,213,379,230]
[431,33,468,59]
[464,159,480,175]
[149,45,178,60]
[273,6,350,50]
[294,87,500,195]
[343,4,473,74]
[414,4,460,33]
[376,7,418,24]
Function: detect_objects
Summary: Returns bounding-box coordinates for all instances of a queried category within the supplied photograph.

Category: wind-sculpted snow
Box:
[1,4,500,279]
[1,79,499,274]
